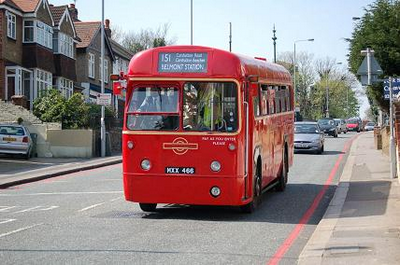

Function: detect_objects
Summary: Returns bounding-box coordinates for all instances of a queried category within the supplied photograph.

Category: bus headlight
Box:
[127,141,134,149]
[141,159,151,171]
[210,186,221,197]
[210,161,221,172]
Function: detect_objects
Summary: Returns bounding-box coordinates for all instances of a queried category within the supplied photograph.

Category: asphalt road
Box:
[0,132,357,265]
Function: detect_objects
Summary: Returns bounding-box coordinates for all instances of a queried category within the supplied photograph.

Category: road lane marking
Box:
[0,223,43,238]
[15,206,41,213]
[78,203,106,212]
[0,206,17,212]
[267,135,358,265]
[110,197,123,202]
[0,219,16,224]
[0,191,123,196]
[15,206,59,213]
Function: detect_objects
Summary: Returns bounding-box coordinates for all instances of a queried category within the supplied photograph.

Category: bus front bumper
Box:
[123,173,248,206]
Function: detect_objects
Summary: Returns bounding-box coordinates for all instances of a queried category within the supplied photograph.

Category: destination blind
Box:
[158,52,208,73]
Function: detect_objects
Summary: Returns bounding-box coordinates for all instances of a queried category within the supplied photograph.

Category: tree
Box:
[278,51,316,119]
[121,23,176,54]
[33,89,65,123]
[348,0,400,112]
[33,89,111,129]
[62,93,89,129]
[278,54,360,120]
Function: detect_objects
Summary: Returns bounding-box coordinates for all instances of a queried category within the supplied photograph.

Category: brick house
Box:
[74,20,115,103]
[49,4,80,98]
[0,0,79,110]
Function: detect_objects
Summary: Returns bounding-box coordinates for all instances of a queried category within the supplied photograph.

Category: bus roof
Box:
[127,45,291,84]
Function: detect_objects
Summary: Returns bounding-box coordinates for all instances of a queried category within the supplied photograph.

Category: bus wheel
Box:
[241,163,261,213]
[276,152,288,192]
[139,203,157,212]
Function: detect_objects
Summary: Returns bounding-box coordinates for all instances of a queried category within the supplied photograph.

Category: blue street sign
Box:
[384,78,400,100]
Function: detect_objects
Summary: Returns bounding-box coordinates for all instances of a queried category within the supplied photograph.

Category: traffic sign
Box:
[96,93,112,106]
[383,78,400,100]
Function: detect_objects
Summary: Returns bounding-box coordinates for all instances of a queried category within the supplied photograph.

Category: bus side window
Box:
[261,84,269,115]
[274,86,280,113]
[281,86,287,112]
[253,95,260,117]
[268,85,274,114]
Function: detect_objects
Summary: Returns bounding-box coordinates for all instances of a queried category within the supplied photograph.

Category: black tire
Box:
[317,144,324,154]
[275,151,288,192]
[344,131,347,134]
[139,203,157,212]
[241,162,262,213]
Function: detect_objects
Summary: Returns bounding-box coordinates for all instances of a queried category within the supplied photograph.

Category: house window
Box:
[24,21,34,42]
[88,53,95,78]
[57,78,73,99]
[6,11,16,40]
[58,33,74,59]
[35,69,52,97]
[23,20,53,49]
[100,59,109,83]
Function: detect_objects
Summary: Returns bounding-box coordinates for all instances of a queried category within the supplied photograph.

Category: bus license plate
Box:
[165,167,195,175]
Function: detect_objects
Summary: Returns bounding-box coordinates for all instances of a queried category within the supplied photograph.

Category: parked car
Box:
[346,118,361,132]
[0,124,32,159]
[333,118,347,134]
[340,119,348,134]
[294,122,325,154]
[364,121,375,131]
[317,118,338,137]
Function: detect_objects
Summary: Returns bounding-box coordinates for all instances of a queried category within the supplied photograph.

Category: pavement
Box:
[0,155,122,189]
[298,132,400,264]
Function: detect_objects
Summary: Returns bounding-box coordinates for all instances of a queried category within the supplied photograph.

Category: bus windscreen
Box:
[183,82,238,132]
[127,86,179,131]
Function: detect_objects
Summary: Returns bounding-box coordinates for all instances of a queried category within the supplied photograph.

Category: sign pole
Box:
[389,76,396,178]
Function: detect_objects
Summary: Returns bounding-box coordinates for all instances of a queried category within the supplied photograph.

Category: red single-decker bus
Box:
[113,45,294,213]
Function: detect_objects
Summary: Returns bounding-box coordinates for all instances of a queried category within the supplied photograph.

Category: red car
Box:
[346,118,361,132]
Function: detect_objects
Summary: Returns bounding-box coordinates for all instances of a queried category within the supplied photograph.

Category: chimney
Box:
[105,19,111,38]
[69,3,79,22]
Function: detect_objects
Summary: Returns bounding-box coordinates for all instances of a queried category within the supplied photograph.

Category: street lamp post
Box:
[325,62,342,118]
[293,38,314,108]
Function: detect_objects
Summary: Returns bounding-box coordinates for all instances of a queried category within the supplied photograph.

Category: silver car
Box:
[334,118,347,134]
[294,122,325,154]
[364,122,375,131]
[0,124,32,159]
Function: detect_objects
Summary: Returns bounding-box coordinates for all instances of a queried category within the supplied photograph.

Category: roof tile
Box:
[74,21,101,48]
[49,5,67,25]
[11,0,40,12]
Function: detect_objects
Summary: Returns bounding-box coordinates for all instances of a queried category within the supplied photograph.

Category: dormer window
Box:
[23,20,53,50]
[6,11,16,40]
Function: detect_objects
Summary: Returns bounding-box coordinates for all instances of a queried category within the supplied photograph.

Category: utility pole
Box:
[272,24,277,63]
[389,77,396,179]
[100,0,106,157]
[229,22,232,52]
[190,0,193,45]
[326,78,329,118]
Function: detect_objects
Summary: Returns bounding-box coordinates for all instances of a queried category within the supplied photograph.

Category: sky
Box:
[50,0,375,117]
